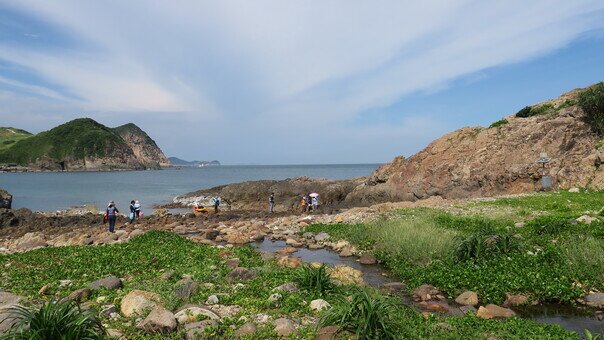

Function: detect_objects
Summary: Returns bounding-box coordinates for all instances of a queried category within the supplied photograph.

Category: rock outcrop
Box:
[346,85,604,204]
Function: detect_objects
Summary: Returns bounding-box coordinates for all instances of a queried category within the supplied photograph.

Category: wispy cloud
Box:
[1,1,604,163]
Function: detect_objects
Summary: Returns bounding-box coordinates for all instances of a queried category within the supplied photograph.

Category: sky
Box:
[1,1,604,165]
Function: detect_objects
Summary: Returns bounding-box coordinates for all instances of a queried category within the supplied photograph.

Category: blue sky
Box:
[1,1,604,164]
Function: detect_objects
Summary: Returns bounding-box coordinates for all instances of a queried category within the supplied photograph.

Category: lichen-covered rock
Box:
[455,291,479,306]
[120,290,161,317]
[137,306,177,333]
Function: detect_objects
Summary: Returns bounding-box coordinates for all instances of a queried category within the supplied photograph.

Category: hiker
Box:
[134,200,142,219]
[301,195,308,213]
[212,196,221,213]
[129,200,136,224]
[311,195,319,212]
[306,194,313,212]
[269,193,275,213]
[106,201,119,233]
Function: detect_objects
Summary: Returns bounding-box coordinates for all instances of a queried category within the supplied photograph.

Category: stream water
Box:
[253,239,604,336]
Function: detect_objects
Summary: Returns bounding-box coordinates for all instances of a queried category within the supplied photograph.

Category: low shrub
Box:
[515,104,555,118]
[3,299,105,339]
[526,215,572,236]
[579,82,604,136]
[319,288,401,340]
[454,229,520,262]
[295,265,336,298]
[515,106,533,117]
[489,119,508,128]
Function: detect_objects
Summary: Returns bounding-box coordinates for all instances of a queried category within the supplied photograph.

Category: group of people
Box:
[104,200,143,233]
[192,196,222,214]
[300,193,319,213]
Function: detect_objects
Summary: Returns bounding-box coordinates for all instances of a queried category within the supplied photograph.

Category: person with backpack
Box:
[106,201,119,233]
[269,193,275,213]
[134,200,142,219]
[212,196,221,213]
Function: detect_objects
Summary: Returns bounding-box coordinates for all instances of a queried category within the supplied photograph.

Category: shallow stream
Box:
[253,239,604,335]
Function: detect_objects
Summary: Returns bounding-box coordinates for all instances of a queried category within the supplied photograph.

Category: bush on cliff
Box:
[579,82,604,136]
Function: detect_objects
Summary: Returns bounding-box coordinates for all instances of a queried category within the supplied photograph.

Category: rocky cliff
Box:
[0,189,12,209]
[346,85,603,204]
[0,118,170,171]
[113,123,171,168]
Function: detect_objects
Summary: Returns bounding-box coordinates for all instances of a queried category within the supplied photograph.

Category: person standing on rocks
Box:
[134,200,142,219]
[129,200,136,224]
[106,201,119,233]
[212,196,221,213]
[269,192,275,213]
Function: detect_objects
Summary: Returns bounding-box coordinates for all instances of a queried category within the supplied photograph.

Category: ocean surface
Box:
[0,164,380,212]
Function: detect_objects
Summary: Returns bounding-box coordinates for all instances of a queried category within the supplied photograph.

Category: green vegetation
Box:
[2,299,105,339]
[515,104,556,118]
[515,106,533,118]
[0,127,32,151]
[307,191,604,305]
[488,118,508,128]
[0,118,128,165]
[579,82,604,136]
[0,231,582,339]
[294,265,336,298]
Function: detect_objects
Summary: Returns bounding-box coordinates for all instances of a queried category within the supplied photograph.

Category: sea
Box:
[0,164,380,212]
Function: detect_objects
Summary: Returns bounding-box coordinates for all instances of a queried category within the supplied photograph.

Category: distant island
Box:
[168,157,220,167]
[0,118,170,171]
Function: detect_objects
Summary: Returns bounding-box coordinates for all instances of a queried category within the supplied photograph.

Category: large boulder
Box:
[88,275,123,290]
[327,265,364,286]
[0,189,11,209]
[121,290,161,317]
[583,292,604,308]
[455,291,479,306]
[0,292,23,335]
[137,306,177,333]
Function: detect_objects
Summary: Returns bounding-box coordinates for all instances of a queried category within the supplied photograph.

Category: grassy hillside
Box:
[112,123,157,146]
[0,127,32,151]
[0,118,128,165]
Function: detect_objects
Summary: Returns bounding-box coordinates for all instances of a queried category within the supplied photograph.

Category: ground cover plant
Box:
[0,230,584,339]
[306,191,604,306]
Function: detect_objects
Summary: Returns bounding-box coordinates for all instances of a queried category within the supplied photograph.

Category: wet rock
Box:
[327,265,364,285]
[235,322,257,338]
[137,306,177,333]
[308,243,325,250]
[422,302,449,314]
[339,247,354,257]
[310,299,331,311]
[89,275,123,290]
[285,238,304,247]
[413,284,440,301]
[120,290,161,317]
[455,291,479,306]
[274,317,296,337]
[67,288,92,302]
[314,232,330,242]
[595,310,604,321]
[226,268,257,281]
[185,320,218,339]
[273,283,299,293]
[503,293,529,307]
[276,247,298,256]
[476,304,516,319]
[359,254,377,265]
[382,282,405,294]
[277,256,303,268]
[175,306,220,324]
[583,292,604,308]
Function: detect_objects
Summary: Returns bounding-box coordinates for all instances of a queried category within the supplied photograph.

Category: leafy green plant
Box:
[526,215,572,236]
[579,82,604,136]
[319,288,400,340]
[295,265,336,298]
[515,106,533,118]
[514,104,555,118]
[454,229,520,262]
[1,299,105,340]
[557,99,577,110]
[489,119,508,128]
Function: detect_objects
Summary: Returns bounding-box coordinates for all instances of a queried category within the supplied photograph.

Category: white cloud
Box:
[1,1,604,162]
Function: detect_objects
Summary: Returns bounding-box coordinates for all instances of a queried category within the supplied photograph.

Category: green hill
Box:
[0,127,32,151]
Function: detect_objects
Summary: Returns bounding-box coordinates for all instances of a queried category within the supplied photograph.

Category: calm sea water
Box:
[0,164,379,212]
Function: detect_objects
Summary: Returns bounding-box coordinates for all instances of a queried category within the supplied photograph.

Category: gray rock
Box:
[67,288,92,302]
[459,305,477,315]
[175,278,199,301]
[268,293,282,303]
[382,282,405,294]
[89,275,123,290]
[226,268,257,281]
[302,232,314,239]
[314,232,330,242]
[273,282,299,293]
[206,295,219,305]
[235,322,257,338]
[185,320,218,339]
[583,292,604,307]
[137,306,177,333]
[175,306,220,324]
[0,292,23,335]
[274,318,296,337]
[160,270,175,281]
[359,254,377,265]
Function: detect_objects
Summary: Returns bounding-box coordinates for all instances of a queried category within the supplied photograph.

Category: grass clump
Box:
[454,229,520,262]
[294,265,336,298]
[489,118,508,128]
[515,104,555,118]
[2,299,105,339]
[579,82,604,136]
[320,288,401,340]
